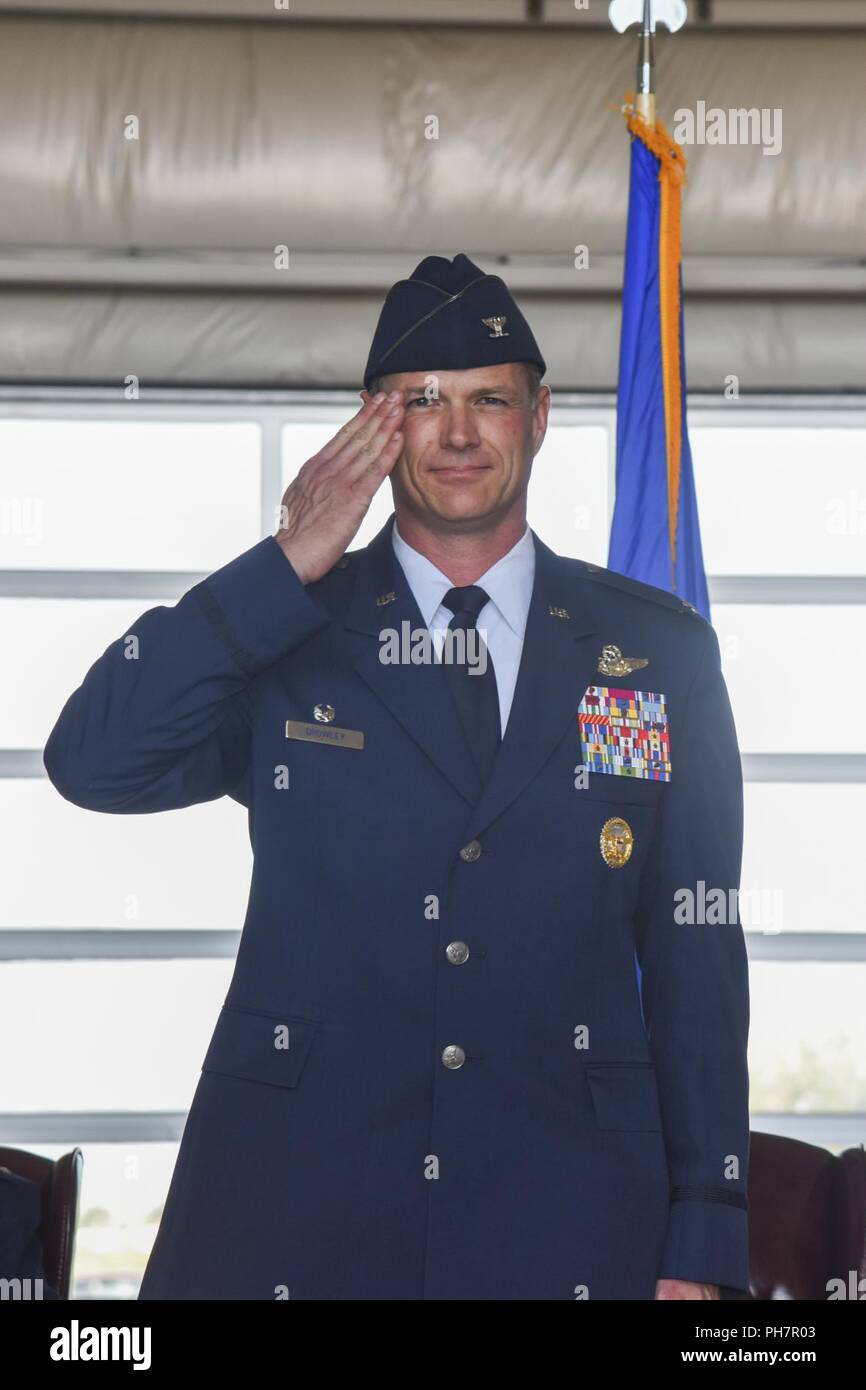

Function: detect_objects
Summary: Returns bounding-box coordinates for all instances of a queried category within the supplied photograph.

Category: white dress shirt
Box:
[391,519,536,735]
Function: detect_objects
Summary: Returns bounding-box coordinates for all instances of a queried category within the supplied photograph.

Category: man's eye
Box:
[478,396,508,406]
[406,395,435,408]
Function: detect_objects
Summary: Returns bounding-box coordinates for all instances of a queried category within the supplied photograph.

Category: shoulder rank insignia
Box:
[578,686,671,782]
[597,643,649,676]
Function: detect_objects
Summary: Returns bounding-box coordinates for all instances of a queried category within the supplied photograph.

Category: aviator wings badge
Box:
[597,643,649,676]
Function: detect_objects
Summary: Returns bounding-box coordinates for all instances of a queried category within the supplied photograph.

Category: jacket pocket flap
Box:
[201,1005,318,1089]
[578,774,664,807]
[585,1064,663,1131]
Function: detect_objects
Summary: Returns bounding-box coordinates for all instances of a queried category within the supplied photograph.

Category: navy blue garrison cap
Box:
[363,253,546,390]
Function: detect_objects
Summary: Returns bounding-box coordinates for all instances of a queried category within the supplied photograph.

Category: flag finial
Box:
[608,0,688,126]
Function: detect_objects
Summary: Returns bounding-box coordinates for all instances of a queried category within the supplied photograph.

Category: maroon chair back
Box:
[0,1145,83,1300]
[748,1131,866,1300]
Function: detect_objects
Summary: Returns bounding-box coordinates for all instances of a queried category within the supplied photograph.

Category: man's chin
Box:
[422,495,505,530]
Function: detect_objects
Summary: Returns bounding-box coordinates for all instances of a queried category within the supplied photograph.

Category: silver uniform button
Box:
[459,840,482,863]
[441,1044,466,1070]
[446,941,470,965]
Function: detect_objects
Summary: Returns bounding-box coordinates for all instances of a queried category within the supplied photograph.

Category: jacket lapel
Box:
[462,532,601,842]
[345,516,483,806]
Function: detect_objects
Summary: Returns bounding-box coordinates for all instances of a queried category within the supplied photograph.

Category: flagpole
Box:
[635,0,656,128]
[608,0,687,121]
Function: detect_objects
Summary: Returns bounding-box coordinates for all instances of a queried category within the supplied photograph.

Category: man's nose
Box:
[439,405,479,450]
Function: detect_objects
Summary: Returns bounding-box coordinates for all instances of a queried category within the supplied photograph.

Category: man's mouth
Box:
[428,461,491,475]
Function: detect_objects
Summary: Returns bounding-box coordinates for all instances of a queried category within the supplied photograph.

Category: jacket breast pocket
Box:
[585,1064,663,1132]
[201,1004,319,1090]
[577,767,665,809]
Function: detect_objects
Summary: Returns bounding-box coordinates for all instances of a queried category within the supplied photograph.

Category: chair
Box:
[0,1145,83,1300]
[747,1130,866,1300]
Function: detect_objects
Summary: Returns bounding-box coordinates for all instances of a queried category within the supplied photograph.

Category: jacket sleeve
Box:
[43,536,330,814]
[634,619,751,1293]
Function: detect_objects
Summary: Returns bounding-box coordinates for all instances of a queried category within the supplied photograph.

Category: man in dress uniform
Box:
[43,253,751,1301]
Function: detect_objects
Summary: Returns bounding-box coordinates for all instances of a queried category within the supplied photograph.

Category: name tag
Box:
[285,720,365,751]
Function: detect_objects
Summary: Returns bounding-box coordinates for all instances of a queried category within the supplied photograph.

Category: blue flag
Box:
[608,115,710,620]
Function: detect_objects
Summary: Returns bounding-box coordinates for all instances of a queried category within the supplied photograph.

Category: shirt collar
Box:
[391,517,535,639]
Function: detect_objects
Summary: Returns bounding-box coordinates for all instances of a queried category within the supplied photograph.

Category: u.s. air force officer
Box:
[44,253,750,1301]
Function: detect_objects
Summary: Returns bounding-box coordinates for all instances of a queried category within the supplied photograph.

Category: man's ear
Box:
[360,388,372,403]
[532,384,552,456]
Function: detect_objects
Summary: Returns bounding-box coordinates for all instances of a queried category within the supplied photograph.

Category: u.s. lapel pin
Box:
[376,591,397,607]
[597,643,648,676]
[549,605,570,620]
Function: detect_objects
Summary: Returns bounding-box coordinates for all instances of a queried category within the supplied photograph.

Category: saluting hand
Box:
[275,390,405,584]
[655,1278,720,1300]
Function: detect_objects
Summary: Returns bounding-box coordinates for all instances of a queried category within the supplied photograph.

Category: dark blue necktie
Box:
[440,585,502,786]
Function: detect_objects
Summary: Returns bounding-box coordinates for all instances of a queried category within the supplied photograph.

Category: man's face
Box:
[361,362,550,533]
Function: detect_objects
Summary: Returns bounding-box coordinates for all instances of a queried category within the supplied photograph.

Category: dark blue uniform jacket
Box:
[43,514,750,1300]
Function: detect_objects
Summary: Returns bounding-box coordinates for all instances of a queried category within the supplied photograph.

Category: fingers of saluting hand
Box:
[655,1278,719,1300]
[319,391,405,476]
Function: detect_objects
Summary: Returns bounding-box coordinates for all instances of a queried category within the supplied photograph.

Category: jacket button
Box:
[446,941,470,965]
[459,839,482,862]
[441,1044,466,1070]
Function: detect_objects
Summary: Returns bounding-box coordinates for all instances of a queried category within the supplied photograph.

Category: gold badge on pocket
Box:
[600,816,633,868]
